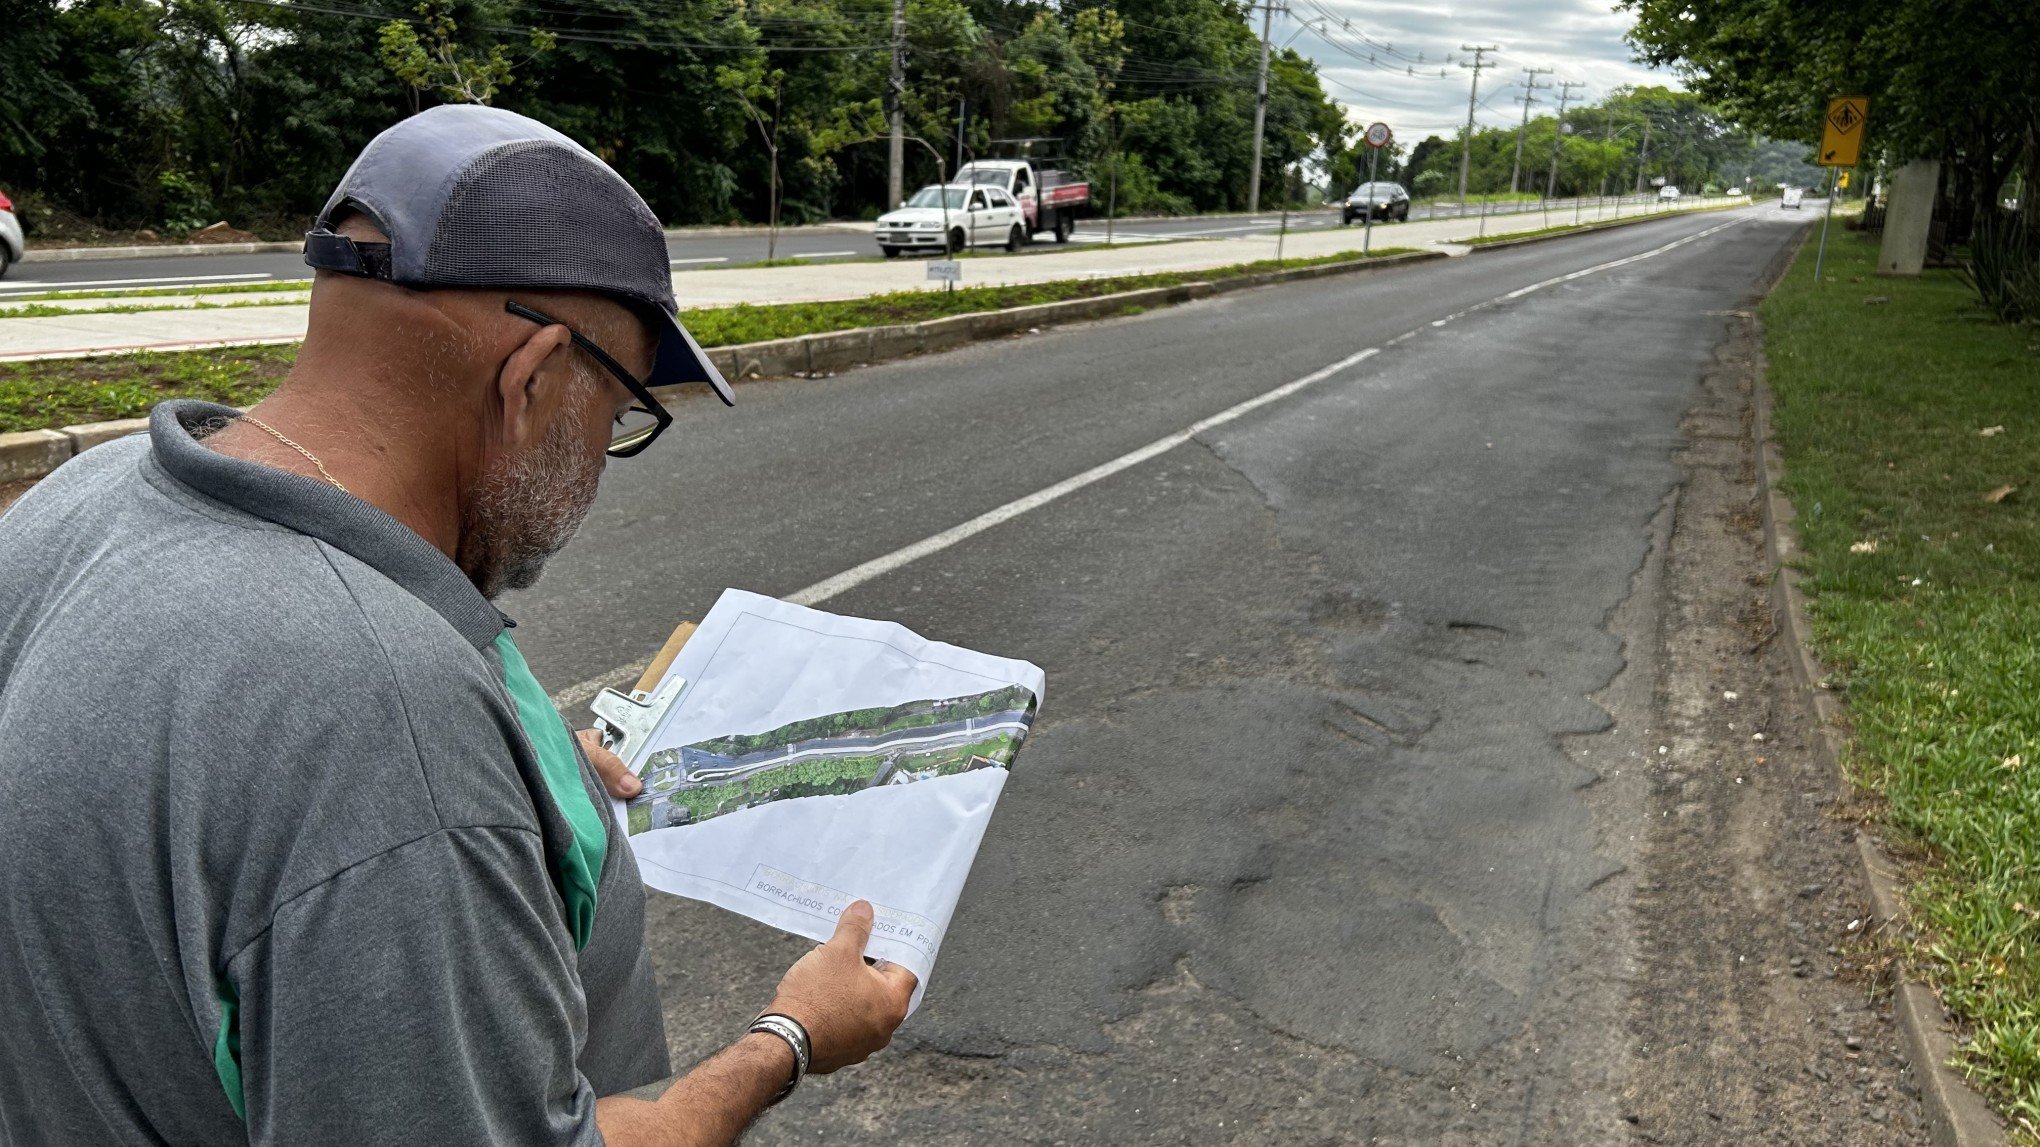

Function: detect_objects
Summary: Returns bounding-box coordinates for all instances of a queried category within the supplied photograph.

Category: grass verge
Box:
[1762,229,2040,1132]
[0,280,314,303]
[0,296,310,319]
[0,345,297,431]
[1461,199,1751,245]
[0,248,1416,433]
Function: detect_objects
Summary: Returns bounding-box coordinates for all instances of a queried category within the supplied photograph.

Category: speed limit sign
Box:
[1364,121,1393,149]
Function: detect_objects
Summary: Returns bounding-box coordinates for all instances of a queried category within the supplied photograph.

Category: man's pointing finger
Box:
[829,899,876,954]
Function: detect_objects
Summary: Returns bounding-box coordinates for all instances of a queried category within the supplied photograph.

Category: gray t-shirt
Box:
[0,401,669,1145]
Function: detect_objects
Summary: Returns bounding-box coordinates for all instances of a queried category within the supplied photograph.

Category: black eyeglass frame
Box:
[504,299,672,458]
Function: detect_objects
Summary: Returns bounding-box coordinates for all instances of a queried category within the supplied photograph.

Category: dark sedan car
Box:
[1342,181,1410,225]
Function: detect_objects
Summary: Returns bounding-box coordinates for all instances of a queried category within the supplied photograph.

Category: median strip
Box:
[0,248,1433,489]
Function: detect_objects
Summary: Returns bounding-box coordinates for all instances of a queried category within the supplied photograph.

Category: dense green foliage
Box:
[1395,86,1822,201]
[1964,214,2040,325]
[1622,0,2039,238]
[0,0,1354,237]
[1764,230,2040,1131]
[0,345,295,433]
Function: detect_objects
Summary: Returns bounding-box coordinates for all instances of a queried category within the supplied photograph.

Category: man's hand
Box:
[766,901,917,1073]
[576,728,643,799]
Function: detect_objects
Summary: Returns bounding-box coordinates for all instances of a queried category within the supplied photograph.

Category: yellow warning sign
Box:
[1818,96,1868,166]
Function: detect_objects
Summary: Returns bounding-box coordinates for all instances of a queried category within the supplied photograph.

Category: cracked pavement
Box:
[502,207,1914,1142]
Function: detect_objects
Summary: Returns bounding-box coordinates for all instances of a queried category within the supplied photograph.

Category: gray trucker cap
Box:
[304,104,733,405]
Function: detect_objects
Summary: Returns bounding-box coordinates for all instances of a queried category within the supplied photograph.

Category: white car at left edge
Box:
[0,189,24,277]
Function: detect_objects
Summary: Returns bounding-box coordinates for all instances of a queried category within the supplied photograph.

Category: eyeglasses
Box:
[505,299,672,457]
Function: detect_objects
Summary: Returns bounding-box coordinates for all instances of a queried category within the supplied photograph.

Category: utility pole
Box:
[953,99,967,175]
[886,0,907,210]
[1545,80,1583,199]
[1508,67,1553,194]
[1633,119,1652,194]
[1247,0,1280,213]
[1457,45,1497,204]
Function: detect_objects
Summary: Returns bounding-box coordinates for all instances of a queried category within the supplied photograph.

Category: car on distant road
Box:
[1726,186,1743,195]
[1342,182,1410,225]
[875,184,1027,257]
[0,189,23,277]
[1658,185,1682,201]
[1781,187,1805,209]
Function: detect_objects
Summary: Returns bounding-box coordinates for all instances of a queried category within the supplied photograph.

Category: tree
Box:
[379,0,553,110]
[1622,0,2040,233]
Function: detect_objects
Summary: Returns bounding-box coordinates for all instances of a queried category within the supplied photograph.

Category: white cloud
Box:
[1285,0,1682,142]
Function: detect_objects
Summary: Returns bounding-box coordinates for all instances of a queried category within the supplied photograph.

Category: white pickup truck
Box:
[953,159,1090,243]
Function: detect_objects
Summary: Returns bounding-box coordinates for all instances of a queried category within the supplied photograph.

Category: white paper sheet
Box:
[609,589,1044,1007]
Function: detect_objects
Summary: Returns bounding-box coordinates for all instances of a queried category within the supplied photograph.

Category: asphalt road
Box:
[1,196,1659,293]
[482,205,1816,1141]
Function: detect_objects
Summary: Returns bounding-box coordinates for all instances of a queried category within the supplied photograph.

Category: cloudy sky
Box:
[1278,0,1683,143]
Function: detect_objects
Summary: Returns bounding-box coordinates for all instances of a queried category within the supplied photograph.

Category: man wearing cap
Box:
[0,106,914,1144]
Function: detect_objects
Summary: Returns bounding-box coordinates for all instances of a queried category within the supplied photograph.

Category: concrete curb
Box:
[1464,201,1752,253]
[5,249,1441,486]
[660,250,1439,392]
[22,241,305,262]
[0,429,71,481]
[1749,305,2008,1144]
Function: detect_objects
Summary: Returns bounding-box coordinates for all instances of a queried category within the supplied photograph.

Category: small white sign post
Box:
[1363,122,1393,257]
[927,259,961,291]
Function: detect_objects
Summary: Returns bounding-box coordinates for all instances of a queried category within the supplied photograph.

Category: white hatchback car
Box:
[0,189,23,278]
[1658,185,1682,201]
[875,184,1027,257]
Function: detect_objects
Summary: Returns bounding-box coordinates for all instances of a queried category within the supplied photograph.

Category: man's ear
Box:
[493,322,575,450]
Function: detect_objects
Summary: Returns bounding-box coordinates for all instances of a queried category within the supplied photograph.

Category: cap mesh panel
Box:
[424,140,674,311]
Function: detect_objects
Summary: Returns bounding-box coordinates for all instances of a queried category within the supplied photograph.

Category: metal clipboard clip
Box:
[589,673,687,767]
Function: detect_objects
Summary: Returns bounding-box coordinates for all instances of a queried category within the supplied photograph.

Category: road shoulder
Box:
[1612,303,1932,1142]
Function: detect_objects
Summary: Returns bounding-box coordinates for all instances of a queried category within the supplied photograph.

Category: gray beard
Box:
[462,386,605,600]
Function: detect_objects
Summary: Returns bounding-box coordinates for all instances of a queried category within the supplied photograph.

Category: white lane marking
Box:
[0,272,273,293]
[548,211,1749,709]
[792,250,859,259]
[669,257,729,266]
[784,344,1383,611]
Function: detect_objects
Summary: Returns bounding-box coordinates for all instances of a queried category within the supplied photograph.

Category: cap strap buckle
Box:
[303,230,395,280]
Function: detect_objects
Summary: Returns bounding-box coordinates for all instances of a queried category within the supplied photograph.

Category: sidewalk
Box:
[0,197,1731,361]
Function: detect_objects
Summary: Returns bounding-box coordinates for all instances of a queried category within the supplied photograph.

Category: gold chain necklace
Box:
[237,414,348,493]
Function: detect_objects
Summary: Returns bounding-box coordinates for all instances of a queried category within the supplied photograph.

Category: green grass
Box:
[0,345,296,432]
[0,247,1417,433]
[0,280,313,303]
[1463,222,1606,246]
[0,295,311,320]
[1414,190,1545,207]
[1762,229,2040,1133]
[1461,199,1749,245]
[674,248,1413,345]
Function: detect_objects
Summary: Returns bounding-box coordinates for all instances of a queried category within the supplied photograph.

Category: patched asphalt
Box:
[506,207,1820,1141]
